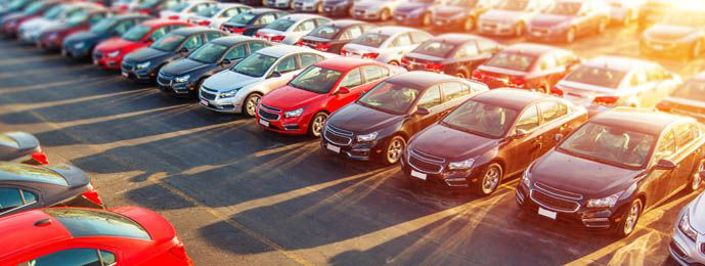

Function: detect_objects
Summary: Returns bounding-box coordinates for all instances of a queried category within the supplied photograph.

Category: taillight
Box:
[340,47,348,56]
[550,86,564,96]
[31,149,48,165]
[169,237,189,259]
[81,183,103,206]
[426,62,443,72]
[294,40,304,46]
[230,27,245,34]
[400,57,409,65]
[314,42,331,51]
[509,76,526,87]
[198,20,209,26]
[472,70,484,80]
[254,32,262,38]
[593,96,619,106]
[270,35,285,42]
[361,52,379,59]
[167,15,179,20]
[656,101,671,111]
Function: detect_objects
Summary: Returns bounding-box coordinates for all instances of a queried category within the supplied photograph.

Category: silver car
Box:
[186,3,252,28]
[341,26,431,66]
[199,45,336,116]
[555,56,682,116]
[670,189,705,265]
[477,0,554,37]
[351,0,405,21]
[292,0,324,13]
[255,14,331,45]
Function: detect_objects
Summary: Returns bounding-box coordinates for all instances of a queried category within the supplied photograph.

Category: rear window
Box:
[484,52,536,72]
[45,208,151,240]
[265,18,295,31]
[564,66,627,89]
[412,40,457,58]
[0,163,67,186]
[350,32,389,48]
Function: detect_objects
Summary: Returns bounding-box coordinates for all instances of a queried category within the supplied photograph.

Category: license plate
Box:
[410,170,427,180]
[121,71,128,78]
[93,59,99,65]
[259,119,269,127]
[200,99,208,106]
[326,143,341,153]
[538,207,557,220]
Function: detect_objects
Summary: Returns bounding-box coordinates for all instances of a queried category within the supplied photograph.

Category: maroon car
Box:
[37,8,111,51]
[472,43,581,93]
[401,89,588,195]
[517,108,705,236]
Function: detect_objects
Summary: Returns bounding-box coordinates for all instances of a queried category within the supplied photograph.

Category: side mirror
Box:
[178,47,188,54]
[655,159,677,170]
[221,58,232,66]
[553,133,563,142]
[269,71,281,78]
[415,107,430,116]
[512,129,528,139]
[336,86,350,95]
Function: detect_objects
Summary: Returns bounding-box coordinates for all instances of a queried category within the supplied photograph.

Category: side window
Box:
[454,43,479,59]
[477,39,498,53]
[515,105,540,132]
[295,20,317,32]
[149,27,167,41]
[441,82,471,102]
[338,29,352,41]
[315,18,329,26]
[100,250,116,266]
[654,130,676,161]
[182,34,203,50]
[417,86,442,109]
[205,31,223,41]
[255,14,275,26]
[21,249,113,266]
[538,101,567,123]
[391,33,413,47]
[249,41,267,52]
[224,8,240,17]
[674,123,696,150]
[0,187,23,212]
[539,54,557,71]
[361,65,388,82]
[339,68,363,88]
[410,31,429,44]
[348,26,363,39]
[300,53,322,67]
[225,45,247,60]
[113,20,134,35]
[273,55,297,73]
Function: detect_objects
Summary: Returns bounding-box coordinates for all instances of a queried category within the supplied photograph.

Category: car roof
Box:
[472,88,556,110]
[591,108,693,135]
[171,26,219,35]
[248,8,283,14]
[502,43,563,56]
[211,35,262,46]
[217,3,248,9]
[0,162,67,186]
[256,44,311,57]
[327,19,367,27]
[387,71,462,89]
[431,33,494,45]
[0,210,72,259]
[583,56,656,72]
[314,57,382,72]
[368,25,419,35]
[141,18,186,27]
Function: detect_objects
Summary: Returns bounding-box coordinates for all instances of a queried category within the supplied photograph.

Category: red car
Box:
[92,19,191,70]
[256,57,405,137]
[0,207,192,265]
[471,43,581,93]
[37,7,110,51]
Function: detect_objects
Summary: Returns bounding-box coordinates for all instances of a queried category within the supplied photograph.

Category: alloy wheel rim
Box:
[482,166,501,194]
[624,201,640,235]
[312,115,326,136]
[387,138,404,163]
[246,95,260,116]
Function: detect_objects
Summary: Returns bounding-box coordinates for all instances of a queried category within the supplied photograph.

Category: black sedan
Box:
[63,14,151,59]
[220,8,287,36]
[0,162,104,217]
[401,33,501,79]
[322,72,488,165]
[0,131,47,165]
[121,26,227,83]
[158,36,272,97]
[297,19,373,54]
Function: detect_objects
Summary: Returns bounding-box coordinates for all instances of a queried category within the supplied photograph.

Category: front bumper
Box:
[670,226,705,265]
[294,2,317,11]
[255,106,309,135]
[477,21,517,36]
[322,4,349,16]
[198,88,244,114]
[63,43,93,58]
[93,52,123,70]
[157,73,196,96]
[400,154,483,189]
[121,61,157,82]
[352,9,381,20]
[266,0,290,8]
[527,27,568,42]
[393,13,423,25]
[320,135,384,161]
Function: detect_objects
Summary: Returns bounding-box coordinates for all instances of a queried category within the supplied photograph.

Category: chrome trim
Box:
[407,149,445,174]
[529,189,581,213]
[534,182,583,200]
[324,124,352,146]
[258,107,280,121]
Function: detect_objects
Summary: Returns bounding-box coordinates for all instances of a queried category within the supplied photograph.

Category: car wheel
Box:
[244,93,262,117]
[597,18,608,33]
[565,27,576,43]
[455,69,468,79]
[515,22,525,37]
[388,60,399,66]
[421,12,431,27]
[463,17,475,32]
[380,8,391,21]
[618,198,642,237]
[688,160,705,192]
[309,112,328,137]
[384,135,405,165]
[691,40,702,59]
[476,163,503,196]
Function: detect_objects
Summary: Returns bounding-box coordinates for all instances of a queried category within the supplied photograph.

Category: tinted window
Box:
[22,249,101,266]
[295,20,317,32]
[249,41,268,52]
[266,18,295,31]
[358,82,422,114]
[22,190,37,204]
[255,14,276,26]
[654,130,676,161]
[231,53,277,77]
[289,66,341,94]
[151,34,186,51]
[100,250,116,265]
[45,208,151,240]
[538,101,567,123]
[515,105,539,131]
[189,43,229,63]
[564,65,627,89]
[300,53,322,67]
[225,45,247,60]
[351,33,389,48]
[182,34,203,50]
[559,123,656,169]
[441,82,471,102]
[414,40,457,58]
[361,65,388,81]
[418,86,442,109]
[205,31,223,41]
[0,187,23,212]
[391,33,413,47]
[309,25,340,39]
[442,100,518,138]
[274,56,297,73]
[339,68,363,88]
[674,124,696,150]
[485,52,536,72]
[121,25,150,41]
[149,27,168,41]
[114,20,135,35]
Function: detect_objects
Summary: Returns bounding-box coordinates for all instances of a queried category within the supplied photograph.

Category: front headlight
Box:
[74,42,84,49]
[356,132,378,142]
[448,158,475,170]
[679,210,699,241]
[586,191,624,208]
[136,61,151,70]
[522,170,531,188]
[284,107,304,118]
[107,50,120,58]
[219,88,239,98]
[174,75,190,83]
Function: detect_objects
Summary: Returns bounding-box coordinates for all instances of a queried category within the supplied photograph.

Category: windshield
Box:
[22,2,44,15]
[45,208,151,240]
[548,2,581,15]
[308,25,340,39]
[43,5,64,19]
[498,0,528,11]
[564,66,627,89]
[288,66,341,94]
[196,6,220,17]
[358,81,421,115]
[229,12,255,24]
[350,32,389,48]
[413,40,457,58]
[441,100,518,138]
[485,52,536,72]
[231,53,277,77]
[65,10,88,26]
[672,79,705,101]
[558,122,655,169]
[189,43,228,63]
[121,25,150,41]
[90,17,117,34]
[150,34,185,51]
[169,2,189,11]
[661,13,705,27]
[265,18,295,31]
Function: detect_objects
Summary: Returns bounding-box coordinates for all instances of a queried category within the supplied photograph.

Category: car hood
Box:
[95,37,140,52]
[260,85,327,110]
[644,24,699,41]
[161,58,214,76]
[481,10,527,23]
[327,103,402,133]
[395,2,430,13]
[48,164,90,189]
[409,124,499,161]
[530,150,640,196]
[203,69,262,91]
[688,192,705,233]
[529,14,571,28]
[124,47,171,62]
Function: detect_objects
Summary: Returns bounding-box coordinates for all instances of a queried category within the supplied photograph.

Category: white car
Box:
[555,56,682,116]
[255,14,331,45]
[351,0,405,21]
[670,190,705,265]
[605,0,644,25]
[477,0,554,36]
[159,0,217,21]
[18,3,99,44]
[292,0,325,13]
[341,26,431,65]
[199,45,336,116]
[185,3,251,28]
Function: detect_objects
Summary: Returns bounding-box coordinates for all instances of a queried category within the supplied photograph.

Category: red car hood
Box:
[95,37,141,52]
[261,85,327,110]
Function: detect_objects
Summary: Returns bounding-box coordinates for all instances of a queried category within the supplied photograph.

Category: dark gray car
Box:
[0,131,47,165]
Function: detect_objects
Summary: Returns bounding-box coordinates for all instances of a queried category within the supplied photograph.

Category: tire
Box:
[687,160,705,193]
[515,22,525,37]
[617,198,642,237]
[243,92,262,117]
[421,13,431,27]
[463,17,475,32]
[380,9,391,21]
[388,60,399,66]
[565,27,576,43]
[383,135,405,165]
[475,163,503,196]
[308,112,328,137]
[691,40,702,59]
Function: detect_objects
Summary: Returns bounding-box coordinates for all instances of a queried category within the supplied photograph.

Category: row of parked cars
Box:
[0,0,704,264]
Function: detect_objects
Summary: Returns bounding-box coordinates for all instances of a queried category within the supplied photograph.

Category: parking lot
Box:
[1,22,704,265]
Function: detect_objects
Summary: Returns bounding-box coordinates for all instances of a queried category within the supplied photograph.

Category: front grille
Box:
[530,182,582,213]
[157,73,172,86]
[408,149,445,174]
[258,108,279,121]
[201,90,216,100]
[324,124,353,146]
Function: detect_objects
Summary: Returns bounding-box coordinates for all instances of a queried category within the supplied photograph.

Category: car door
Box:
[670,123,700,190]
[414,85,445,130]
[646,128,677,202]
[504,104,542,175]
[328,67,364,112]
[360,64,391,95]
[536,100,570,155]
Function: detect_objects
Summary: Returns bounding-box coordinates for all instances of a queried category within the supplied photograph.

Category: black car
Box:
[392,0,442,26]
[121,26,227,83]
[322,72,488,165]
[220,8,287,36]
[63,14,150,59]
[0,162,104,217]
[158,36,272,97]
[297,19,373,54]
[431,0,495,32]
[321,0,351,17]
[401,34,502,79]
[0,132,47,165]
